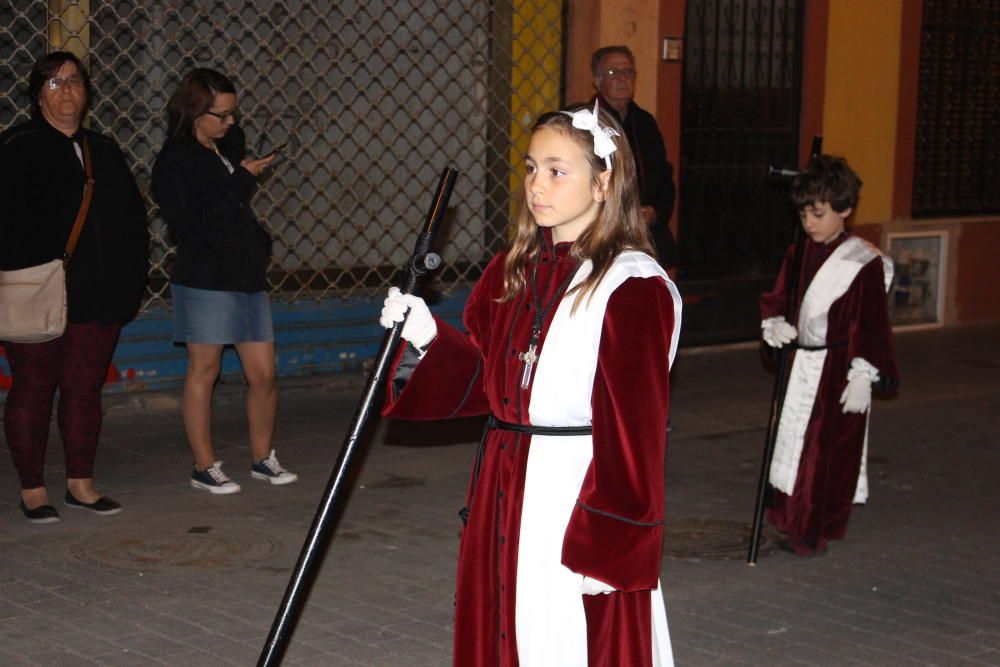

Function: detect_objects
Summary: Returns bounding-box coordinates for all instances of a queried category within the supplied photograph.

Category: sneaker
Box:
[251,450,299,485]
[191,462,242,494]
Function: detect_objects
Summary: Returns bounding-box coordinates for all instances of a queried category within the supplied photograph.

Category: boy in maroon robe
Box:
[760,155,899,557]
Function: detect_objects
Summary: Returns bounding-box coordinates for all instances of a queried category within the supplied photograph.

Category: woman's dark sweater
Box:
[0,117,149,324]
[151,125,272,293]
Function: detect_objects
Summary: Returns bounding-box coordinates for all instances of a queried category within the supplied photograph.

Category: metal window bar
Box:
[678,0,804,278]
[912,0,1000,217]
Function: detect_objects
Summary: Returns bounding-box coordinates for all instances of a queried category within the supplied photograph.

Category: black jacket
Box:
[602,99,678,267]
[0,117,149,324]
[151,125,272,293]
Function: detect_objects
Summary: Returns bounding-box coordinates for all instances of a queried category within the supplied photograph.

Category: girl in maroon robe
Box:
[379,103,681,666]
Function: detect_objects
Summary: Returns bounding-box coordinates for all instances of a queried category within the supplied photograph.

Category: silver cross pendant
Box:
[518,343,539,389]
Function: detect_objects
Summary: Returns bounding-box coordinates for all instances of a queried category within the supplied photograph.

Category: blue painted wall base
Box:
[0,291,470,397]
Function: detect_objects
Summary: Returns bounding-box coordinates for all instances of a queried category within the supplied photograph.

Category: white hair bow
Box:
[561,99,620,170]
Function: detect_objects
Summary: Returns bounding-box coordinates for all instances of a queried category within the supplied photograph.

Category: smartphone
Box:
[262,140,289,159]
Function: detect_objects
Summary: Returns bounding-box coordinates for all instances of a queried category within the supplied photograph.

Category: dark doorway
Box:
[677,0,805,345]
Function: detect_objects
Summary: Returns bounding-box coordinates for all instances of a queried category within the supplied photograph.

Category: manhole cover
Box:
[664,518,778,560]
[70,526,281,571]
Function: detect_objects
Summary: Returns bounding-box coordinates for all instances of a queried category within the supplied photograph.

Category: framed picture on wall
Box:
[886,231,947,328]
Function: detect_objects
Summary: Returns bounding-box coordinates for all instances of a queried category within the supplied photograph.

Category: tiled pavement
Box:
[0,323,997,666]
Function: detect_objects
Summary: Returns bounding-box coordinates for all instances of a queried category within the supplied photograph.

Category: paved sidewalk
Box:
[0,323,997,666]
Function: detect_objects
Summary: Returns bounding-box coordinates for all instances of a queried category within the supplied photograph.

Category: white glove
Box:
[379,287,437,350]
[840,357,879,414]
[840,375,872,414]
[761,316,797,348]
[580,576,616,596]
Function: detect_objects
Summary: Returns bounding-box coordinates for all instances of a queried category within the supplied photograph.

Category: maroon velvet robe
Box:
[761,233,899,554]
[383,240,676,666]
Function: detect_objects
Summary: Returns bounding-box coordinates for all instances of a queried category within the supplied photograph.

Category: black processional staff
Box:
[257,167,459,666]
[747,137,822,566]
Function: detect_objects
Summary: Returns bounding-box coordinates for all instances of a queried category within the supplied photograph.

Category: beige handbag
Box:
[0,136,94,343]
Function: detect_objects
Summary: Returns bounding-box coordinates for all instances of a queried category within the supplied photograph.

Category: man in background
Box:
[592,45,678,268]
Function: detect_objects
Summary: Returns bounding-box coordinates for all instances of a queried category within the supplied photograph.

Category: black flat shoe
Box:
[19,501,61,524]
[64,491,122,516]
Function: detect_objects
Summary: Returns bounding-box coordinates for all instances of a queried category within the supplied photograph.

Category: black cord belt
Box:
[485,414,593,436]
[460,415,593,525]
[793,339,847,351]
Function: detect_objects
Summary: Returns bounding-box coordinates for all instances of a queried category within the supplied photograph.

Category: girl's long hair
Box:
[500,105,654,310]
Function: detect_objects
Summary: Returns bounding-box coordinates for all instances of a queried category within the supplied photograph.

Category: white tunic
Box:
[514,251,681,667]
[769,237,893,501]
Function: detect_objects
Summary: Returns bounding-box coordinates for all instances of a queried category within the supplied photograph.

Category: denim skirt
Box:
[171,284,274,344]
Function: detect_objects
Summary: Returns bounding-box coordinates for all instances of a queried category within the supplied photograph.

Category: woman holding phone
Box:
[152,68,296,494]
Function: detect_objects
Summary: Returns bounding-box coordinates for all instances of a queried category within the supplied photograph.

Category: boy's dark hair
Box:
[791,154,862,213]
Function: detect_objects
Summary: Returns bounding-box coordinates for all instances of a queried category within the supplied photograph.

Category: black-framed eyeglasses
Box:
[46,76,84,91]
[205,109,238,121]
[602,68,636,80]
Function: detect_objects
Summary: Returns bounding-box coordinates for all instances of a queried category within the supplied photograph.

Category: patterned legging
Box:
[3,322,121,488]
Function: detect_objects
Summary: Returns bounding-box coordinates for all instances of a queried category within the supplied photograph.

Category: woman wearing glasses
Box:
[152,68,296,495]
[0,52,149,523]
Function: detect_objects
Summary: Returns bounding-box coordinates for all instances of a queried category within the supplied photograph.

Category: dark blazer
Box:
[602,98,678,267]
[0,117,149,323]
[152,125,272,293]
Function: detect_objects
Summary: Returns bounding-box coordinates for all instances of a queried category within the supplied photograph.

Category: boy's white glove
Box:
[580,576,616,596]
[839,376,872,414]
[840,357,880,414]
[379,287,436,350]
[761,316,797,348]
